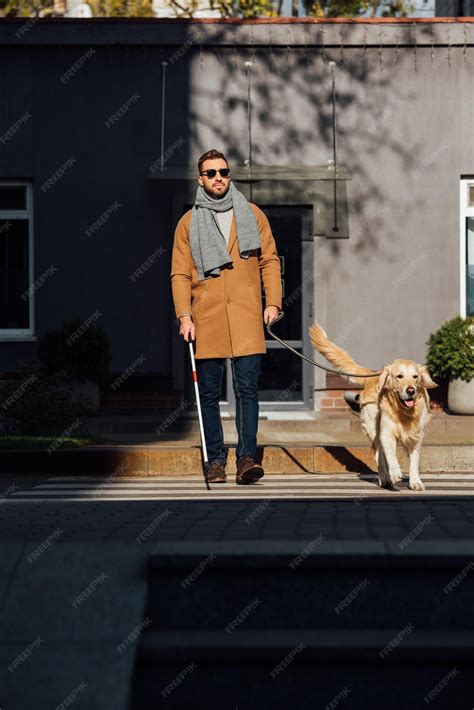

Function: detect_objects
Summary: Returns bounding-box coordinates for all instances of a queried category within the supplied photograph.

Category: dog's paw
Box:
[409,479,425,491]
[388,473,403,489]
[381,479,398,491]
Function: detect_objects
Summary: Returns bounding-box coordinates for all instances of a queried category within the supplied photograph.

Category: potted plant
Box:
[37,318,112,413]
[426,315,474,414]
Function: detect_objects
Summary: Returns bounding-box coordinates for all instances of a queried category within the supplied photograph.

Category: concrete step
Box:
[1,444,473,475]
[138,628,474,661]
[85,411,474,436]
[130,542,474,707]
[93,430,474,447]
[131,629,473,708]
[131,541,474,707]
[147,541,474,632]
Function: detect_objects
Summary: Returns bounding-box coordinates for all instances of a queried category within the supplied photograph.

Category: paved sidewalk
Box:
[2,473,474,541]
[2,471,474,710]
[0,540,148,710]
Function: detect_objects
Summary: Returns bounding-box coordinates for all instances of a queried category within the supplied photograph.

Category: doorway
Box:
[230,206,313,410]
[184,206,314,412]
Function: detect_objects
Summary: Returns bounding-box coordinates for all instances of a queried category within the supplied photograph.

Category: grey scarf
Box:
[189,181,261,281]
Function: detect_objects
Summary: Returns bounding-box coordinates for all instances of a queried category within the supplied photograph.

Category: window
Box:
[0,182,34,337]
[461,178,474,318]
[467,216,474,317]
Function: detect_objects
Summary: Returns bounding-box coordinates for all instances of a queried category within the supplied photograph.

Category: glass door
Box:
[183,206,314,412]
[223,206,314,411]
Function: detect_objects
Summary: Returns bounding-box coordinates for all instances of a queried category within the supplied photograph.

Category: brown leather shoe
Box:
[236,455,264,485]
[206,460,227,483]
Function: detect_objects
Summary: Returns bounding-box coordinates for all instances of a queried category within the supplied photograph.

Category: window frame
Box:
[460,177,474,319]
[0,180,35,341]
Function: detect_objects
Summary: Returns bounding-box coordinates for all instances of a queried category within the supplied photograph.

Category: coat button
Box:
[226,297,231,303]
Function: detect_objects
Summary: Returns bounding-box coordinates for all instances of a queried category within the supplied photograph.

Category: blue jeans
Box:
[195,354,261,467]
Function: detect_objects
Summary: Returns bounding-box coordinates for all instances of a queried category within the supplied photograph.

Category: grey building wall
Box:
[0,28,189,378]
[0,18,473,406]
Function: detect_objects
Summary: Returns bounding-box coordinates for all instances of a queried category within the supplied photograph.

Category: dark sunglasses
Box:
[200,168,230,178]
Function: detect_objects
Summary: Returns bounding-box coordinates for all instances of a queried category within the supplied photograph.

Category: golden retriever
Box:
[309,322,438,491]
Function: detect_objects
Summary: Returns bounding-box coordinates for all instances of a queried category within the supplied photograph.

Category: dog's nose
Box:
[406,387,415,395]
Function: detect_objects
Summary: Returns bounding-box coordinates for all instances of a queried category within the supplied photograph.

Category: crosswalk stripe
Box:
[6,489,474,501]
[46,474,474,481]
[31,481,474,491]
[3,473,474,503]
[13,488,474,496]
[5,492,474,502]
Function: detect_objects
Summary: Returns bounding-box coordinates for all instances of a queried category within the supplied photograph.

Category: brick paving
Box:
[2,472,474,710]
[1,474,474,542]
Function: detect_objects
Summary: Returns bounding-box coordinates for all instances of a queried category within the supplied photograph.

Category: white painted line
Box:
[8,488,474,499]
[36,478,378,486]
[23,480,358,490]
[32,482,382,490]
[32,479,474,495]
[4,491,474,502]
[12,488,379,496]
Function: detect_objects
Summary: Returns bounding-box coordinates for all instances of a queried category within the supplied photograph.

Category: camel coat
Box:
[171,202,282,359]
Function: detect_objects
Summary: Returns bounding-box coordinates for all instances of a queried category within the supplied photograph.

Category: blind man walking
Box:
[171,149,282,484]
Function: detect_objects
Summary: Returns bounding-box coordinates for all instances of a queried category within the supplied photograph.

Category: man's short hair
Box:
[198,149,229,175]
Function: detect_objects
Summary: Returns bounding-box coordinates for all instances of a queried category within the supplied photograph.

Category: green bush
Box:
[426,315,474,383]
[0,360,87,437]
[37,318,112,387]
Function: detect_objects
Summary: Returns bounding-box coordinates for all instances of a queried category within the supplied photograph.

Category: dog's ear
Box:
[376,365,391,393]
[418,365,438,389]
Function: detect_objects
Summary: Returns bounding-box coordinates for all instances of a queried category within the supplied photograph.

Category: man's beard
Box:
[203,183,230,199]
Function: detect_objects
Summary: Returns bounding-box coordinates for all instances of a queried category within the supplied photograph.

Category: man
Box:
[170,149,282,484]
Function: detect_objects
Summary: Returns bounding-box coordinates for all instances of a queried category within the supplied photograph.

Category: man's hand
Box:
[178,315,195,342]
[263,306,280,325]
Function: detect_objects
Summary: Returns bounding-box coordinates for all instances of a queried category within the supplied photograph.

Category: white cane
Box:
[187,335,211,490]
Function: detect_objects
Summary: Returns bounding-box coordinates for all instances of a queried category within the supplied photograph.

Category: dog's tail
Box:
[308,322,378,385]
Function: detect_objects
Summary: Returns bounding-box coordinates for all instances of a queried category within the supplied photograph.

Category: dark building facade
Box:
[0,17,473,411]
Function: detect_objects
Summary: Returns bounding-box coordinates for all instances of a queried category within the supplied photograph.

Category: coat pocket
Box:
[247,284,263,316]
[192,288,209,322]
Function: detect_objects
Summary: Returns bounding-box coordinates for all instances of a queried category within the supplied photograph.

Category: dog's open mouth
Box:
[398,393,415,409]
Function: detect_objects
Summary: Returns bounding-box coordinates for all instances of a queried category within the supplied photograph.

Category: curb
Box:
[0,444,472,476]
